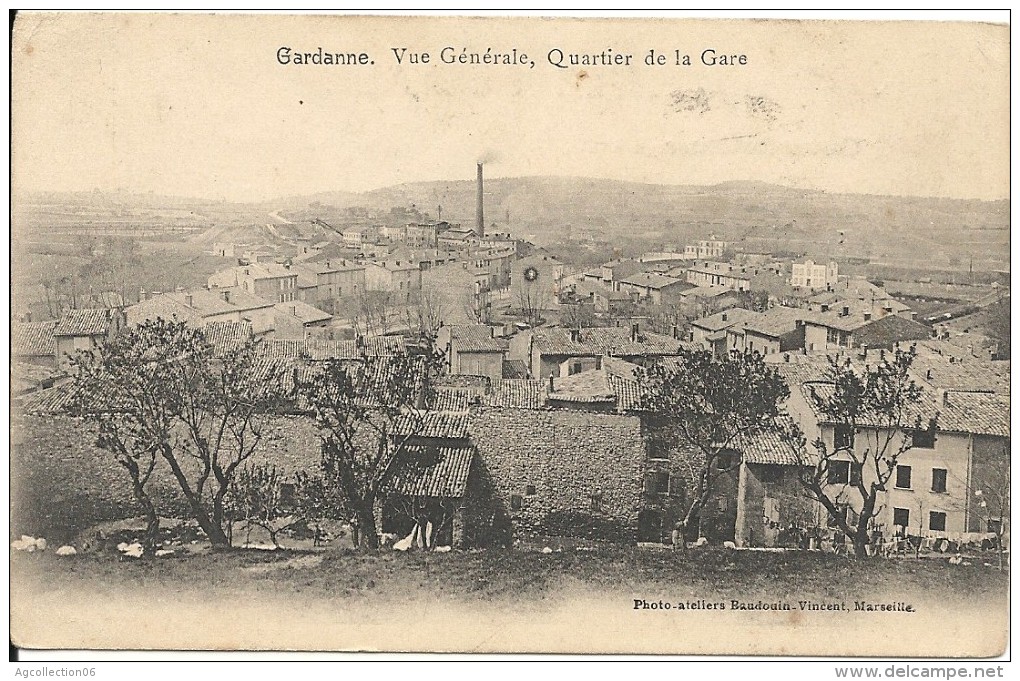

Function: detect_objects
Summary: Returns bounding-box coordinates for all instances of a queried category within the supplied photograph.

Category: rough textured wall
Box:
[467,407,645,544]
[11,414,323,542]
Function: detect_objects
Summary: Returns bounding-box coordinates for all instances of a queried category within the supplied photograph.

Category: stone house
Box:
[53,308,126,371]
[290,261,366,314]
[509,324,685,381]
[437,325,508,386]
[802,309,930,354]
[615,272,690,305]
[208,263,299,304]
[13,321,58,369]
[364,260,423,301]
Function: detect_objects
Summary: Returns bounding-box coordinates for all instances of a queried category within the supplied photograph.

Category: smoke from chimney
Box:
[476,162,485,238]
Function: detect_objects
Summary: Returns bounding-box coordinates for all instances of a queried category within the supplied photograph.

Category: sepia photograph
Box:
[8,11,1011,661]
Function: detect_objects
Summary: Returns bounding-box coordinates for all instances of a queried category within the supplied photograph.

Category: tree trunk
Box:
[134,485,160,558]
[159,445,231,548]
[354,499,379,554]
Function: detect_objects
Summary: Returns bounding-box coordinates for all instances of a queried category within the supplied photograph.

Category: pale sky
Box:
[11,13,1010,202]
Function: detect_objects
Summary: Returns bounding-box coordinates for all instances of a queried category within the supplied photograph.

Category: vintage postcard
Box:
[9,12,1010,657]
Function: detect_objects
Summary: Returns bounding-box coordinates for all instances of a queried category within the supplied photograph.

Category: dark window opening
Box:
[931,468,947,493]
[525,484,537,496]
[591,492,603,513]
[510,494,523,511]
[893,507,910,528]
[895,465,912,490]
[912,428,937,449]
[929,511,947,532]
[644,470,671,496]
[834,425,855,451]
[827,460,851,485]
[988,519,1002,535]
[716,451,738,470]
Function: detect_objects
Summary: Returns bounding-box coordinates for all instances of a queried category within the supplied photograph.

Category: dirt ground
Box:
[10,541,1009,656]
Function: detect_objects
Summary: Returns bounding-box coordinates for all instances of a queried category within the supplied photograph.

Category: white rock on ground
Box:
[11,536,41,552]
[56,546,77,556]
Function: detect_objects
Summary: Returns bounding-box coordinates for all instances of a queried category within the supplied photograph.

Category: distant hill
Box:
[16,177,1010,271]
[275,176,1009,269]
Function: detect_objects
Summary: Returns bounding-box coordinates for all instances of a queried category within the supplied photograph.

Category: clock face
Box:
[523,266,539,282]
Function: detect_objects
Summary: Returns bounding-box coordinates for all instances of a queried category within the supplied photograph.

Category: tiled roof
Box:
[531,326,685,357]
[691,308,761,333]
[203,321,253,356]
[801,383,936,432]
[208,287,274,312]
[909,346,1009,395]
[16,383,78,415]
[938,392,1010,437]
[488,379,547,409]
[617,272,685,290]
[550,371,616,403]
[165,290,237,316]
[389,445,474,498]
[736,419,807,466]
[428,387,474,413]
[548,358,644,411]
[252,336,405,361]
[53,309,112,337]
[743,307,809,338]
[393,411,470,439]
[501,359,530,379]
[449,325,508,353]
[680,285,737,299]
[12,321,56,356]
[769,357,836,387]
[273,301,332,325]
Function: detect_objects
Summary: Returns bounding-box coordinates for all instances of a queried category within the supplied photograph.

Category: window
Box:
[929,511,947,532]
[716,452,737,470]
[931,468,948,493]
[893,507,910,528]
[912,428,936,449]
[826,327,840,345]
[895,465,912,490]
[644,471,671,495]
[525,484,537,496]
[850,463,863,487]
[834,425,855,451]
[827,460,851,485]
[510,494,523,511]
[987,519,1002,535]
[591,492,603,513]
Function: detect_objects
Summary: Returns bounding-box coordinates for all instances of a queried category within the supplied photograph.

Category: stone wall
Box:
[11,413,323,542]
[466,407,645,544]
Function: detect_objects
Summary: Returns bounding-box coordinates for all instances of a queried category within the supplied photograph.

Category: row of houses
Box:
[15,320,1008,549]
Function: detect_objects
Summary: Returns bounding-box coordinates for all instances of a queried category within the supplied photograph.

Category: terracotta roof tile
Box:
[12,321,56,356]
[390,446,474,498]
[53,309,113,337]
[488,379,547,409]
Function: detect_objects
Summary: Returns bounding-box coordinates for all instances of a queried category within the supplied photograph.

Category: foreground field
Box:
[11,544,1008,656]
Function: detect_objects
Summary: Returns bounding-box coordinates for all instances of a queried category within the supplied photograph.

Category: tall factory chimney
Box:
[476,162,485,237]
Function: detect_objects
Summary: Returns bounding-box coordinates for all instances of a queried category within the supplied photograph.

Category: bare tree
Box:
[298,337,446,549]
[69,322,185,557]
[793,347,932,559]
[516,281,549,329]
[640,348,790,555]
[71,318,288,551]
